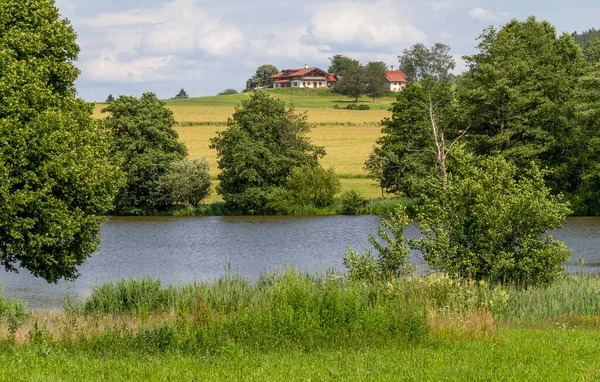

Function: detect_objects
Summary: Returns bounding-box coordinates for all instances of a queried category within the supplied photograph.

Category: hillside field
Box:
[94,89,396,200]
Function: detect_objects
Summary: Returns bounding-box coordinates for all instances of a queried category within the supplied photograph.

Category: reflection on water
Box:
[0,215,599,310]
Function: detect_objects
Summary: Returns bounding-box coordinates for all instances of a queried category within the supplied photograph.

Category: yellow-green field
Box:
[95,89,395,199]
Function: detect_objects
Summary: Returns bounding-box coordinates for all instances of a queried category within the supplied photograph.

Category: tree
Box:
[106,94,115,103]
[0,0,121,282]
[210,92,325,214]
[365,78,460,197]
[414,157,571,285]
[328,54,359,74]
[102,93,187,215]
[458,17,585,194]
[572,28,600,60]
[174,88,189,99]
[245,64,279,90]
[398,43,455,82]
[364,61,388,102]
[159,158,211,207]
[333,62,365,102]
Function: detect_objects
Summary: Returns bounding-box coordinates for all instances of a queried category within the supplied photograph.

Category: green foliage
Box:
[333,62,365,102]
[159,158,211,207]
[344,206,415,282]
[217,88,239,95]
[572,28,600,59]
[210,92,325,214]
[364,61,388,102]
[0,0,121,282]
[246,64,279,90]
[173,88,189,99]
[458,17,584,193]
[338,190,366,215]
[398,43,455,82]
[414,157,571,285]
[103,93,187,215]
[105,94,115,103]
[327,54,359,74]
[366,78,459,197]
[267,165,340,213]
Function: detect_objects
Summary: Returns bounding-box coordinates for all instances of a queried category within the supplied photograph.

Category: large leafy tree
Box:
[210,92,325,214]
[364,61,388,102]
[458,17,585,193]
[333,62,365,102]
[102,93,187,215]
[0,0,121,282]
[365,78,459,197]
[327,54,359,74]
[245,64,278,90]
[398,43,455,82]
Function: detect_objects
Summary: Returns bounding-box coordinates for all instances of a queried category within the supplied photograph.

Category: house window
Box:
[302,82,306,87]
[313,82,317,88]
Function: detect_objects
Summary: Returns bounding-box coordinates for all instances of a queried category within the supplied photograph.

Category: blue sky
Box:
[53,0,599,102]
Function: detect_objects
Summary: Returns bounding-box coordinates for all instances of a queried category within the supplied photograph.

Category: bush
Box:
[344,205,416,282]
[218,88,239,95]
[267,165,341,213]
[357,104,370,110]
[338,190,366,215]
[413,157,571,285]
[159,158,211,207]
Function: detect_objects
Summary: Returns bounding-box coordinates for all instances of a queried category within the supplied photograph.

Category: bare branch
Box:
[445,123,471,154]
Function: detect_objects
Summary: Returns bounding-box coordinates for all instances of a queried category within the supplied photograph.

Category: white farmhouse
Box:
[270,65,337,88]
[385,70,408,92]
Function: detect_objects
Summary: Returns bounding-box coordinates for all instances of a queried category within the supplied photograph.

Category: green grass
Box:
[2,272,600,380]
[164,88,397,110]
[1,330,599,381]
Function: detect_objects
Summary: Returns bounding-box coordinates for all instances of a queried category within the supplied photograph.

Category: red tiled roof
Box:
[327,74,337,82]
[386,70,408,82]
[274,79,290,83]
[271,67,328,79]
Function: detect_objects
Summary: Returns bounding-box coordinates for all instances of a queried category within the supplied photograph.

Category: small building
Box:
[271,65,335,88]
[386,70,408,92]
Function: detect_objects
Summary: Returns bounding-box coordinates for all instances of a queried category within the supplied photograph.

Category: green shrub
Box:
[344,205,416,282]
[159,158,211,207]
[267,165,341,213]
[357,104,370,110]
[414,157,571,285]
[338,190,366,215]
[218,88,239,95]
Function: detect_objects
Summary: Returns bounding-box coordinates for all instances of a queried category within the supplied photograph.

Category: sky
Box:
[53,0,599,102]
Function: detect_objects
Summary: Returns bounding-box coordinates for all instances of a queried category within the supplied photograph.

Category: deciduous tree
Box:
[364,61,388,102]
[245,64,279,90]
[210,92,325,214]
[102,93,187,215]
[398,43,455,82]
[0,0,120,282]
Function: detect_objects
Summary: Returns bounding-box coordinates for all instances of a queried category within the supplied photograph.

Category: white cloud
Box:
[430,1,452,12]
[81,0,244,57]
[304,0,426,51]
[80,54,174,83]
[250,27,331,64]
[468,7,512,23]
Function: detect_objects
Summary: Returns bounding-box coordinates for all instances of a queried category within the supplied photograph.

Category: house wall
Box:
[387,82,406,92]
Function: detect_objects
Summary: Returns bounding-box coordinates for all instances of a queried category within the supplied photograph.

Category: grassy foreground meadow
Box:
[1,270,600,380]
[94,89,394,201]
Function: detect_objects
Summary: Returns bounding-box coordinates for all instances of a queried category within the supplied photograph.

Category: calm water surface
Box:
[0,215,599,310]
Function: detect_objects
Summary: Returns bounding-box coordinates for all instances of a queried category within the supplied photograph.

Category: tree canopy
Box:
[0,0,121,282]
[173,88,189,99]
[398,43,455,82]
[364,61,388,102]
[210,92,325,214]
[333,62,365,102]
[328,54,359,74]
[458,16,584,193]
[102,93,187,215]
[245,64,279,90]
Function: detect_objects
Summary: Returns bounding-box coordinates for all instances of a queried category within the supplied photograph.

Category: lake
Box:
[1,215,599,310]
